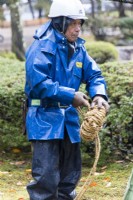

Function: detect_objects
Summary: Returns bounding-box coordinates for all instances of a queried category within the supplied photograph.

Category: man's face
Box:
[65,19,82,42]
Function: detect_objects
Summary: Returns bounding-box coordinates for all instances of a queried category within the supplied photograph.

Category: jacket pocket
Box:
[72,66,82,91]
[73,66,82,79]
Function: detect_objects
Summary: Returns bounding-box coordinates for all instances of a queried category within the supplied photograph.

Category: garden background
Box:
[0,0,133,199]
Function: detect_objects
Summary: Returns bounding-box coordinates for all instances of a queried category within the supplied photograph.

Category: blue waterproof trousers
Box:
[27,133,81,200]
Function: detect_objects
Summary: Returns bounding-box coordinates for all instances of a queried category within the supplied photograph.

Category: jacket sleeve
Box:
[82,51,108,100]
[25,43,75,105]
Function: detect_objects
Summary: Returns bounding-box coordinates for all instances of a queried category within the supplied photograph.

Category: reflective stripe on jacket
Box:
[25,21,107,143]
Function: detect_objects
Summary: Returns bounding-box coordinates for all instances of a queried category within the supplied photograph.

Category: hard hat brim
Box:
[48,14,88,20]
[67,15,88,20]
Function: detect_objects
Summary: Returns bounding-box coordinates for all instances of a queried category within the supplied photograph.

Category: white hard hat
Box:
[48,0,88,20]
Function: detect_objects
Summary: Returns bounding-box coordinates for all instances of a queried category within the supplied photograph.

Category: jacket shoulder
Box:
[26,21,57,57]
[33,20,52,39]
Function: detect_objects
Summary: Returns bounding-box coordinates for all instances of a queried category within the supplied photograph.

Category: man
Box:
[25,0,109,199]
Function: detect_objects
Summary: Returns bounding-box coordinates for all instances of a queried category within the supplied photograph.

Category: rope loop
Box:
[79,105,106,141]
[75,105,107,200]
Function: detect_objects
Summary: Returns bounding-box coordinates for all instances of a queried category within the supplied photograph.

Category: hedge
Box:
[0,51,17,59]
[85,41,118,64]
[80,61,133,160]
[100,61,133,158]
[0,55,133,160]
[0,56,26,149]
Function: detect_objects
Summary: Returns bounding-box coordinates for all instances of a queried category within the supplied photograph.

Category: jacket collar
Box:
[54,29,86,48]
[33,21,52,39]
[33,20,85,48]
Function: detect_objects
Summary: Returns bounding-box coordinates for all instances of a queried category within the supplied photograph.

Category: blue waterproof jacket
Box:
[25,21,107,143]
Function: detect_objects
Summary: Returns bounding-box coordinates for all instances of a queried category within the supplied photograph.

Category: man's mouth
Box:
[72,34,78,38]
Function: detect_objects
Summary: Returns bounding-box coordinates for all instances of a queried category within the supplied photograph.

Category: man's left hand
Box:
[91,96,110,113]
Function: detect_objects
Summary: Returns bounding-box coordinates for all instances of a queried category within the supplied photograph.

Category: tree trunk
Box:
[9,2,25,61]
[113,2,126,18]
[119,2,126,17]
[28,0,35,19]
[90,0,95,19]
[97,0,101,13]
[38,8,43,18]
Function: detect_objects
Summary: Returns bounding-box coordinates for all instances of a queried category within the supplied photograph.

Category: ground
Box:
[0,148,132,200]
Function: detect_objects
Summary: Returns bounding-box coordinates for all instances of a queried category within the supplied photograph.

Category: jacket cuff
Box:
[92,94,108,101]
[55,86,75,105]
[89,85,108,101]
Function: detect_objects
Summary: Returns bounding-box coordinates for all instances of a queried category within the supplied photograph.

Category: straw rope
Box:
[80,105,106,141]
[75,105,106,200]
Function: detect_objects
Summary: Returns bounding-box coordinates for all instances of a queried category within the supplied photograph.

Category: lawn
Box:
[0,149,132,200]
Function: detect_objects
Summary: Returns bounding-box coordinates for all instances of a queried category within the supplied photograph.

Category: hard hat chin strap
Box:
[62,16,66,34]
[51,16,73,34]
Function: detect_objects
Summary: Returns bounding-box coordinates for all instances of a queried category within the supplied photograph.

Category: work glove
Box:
[72,91,89,108]
[91,96,110,113]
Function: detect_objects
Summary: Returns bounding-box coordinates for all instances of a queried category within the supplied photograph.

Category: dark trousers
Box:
[27,134,81,200]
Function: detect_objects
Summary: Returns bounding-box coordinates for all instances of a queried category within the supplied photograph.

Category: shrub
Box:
[0,55,133,161]
[0,56,27,149]
[80,61,133,160]
[100,61,133,156]
[0,7,5,21]
[85,41,118,64]
[0,51,17,59]
[115,17,133,40]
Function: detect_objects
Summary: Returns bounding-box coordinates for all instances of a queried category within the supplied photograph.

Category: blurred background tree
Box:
[113,1,126,17]
[0,0,25,60]
[0,6,4,20]
[0,0,52,60]
[27,0,35,19]
[34,0,51,18]
[9,0,25,61]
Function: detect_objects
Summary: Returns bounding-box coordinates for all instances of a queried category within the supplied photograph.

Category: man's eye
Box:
[70,21,82,27]
[71,22,76,26]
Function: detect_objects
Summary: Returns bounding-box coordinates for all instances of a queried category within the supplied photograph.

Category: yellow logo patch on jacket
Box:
[76,62,83,68]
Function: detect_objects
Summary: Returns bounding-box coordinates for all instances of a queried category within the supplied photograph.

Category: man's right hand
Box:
[72,91,89,108]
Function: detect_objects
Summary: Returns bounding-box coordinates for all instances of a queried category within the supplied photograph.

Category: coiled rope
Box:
[75,105,106,200]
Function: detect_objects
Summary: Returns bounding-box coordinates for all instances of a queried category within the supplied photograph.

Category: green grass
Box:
[0,149,132,200]
[77,162,132,200]
[0,150,31,200]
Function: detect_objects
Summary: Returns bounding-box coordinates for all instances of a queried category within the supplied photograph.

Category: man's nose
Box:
[75,25,81,32]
